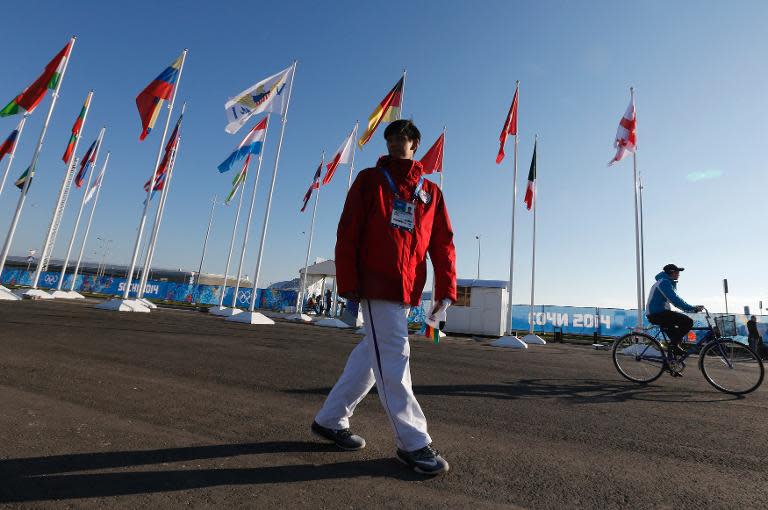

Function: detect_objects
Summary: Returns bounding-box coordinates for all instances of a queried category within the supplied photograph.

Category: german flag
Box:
[358,76,403,148]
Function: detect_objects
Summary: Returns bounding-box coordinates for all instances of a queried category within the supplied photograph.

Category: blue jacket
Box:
[646,271,696,315]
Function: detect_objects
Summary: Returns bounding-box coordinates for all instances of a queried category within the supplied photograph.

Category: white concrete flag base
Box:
[137,298,157,309]
[491,335,528,349]
[50,290,75,299]
[315,317,351,328]
[0,287,21,300]
[66,291,86,299]
[355,327,366,335]
[21,288,55,300]
[285,313,313,322]
[225,311,274,325]
[209,306,242,317]
[95,298,151,313]
[522,334,547,345]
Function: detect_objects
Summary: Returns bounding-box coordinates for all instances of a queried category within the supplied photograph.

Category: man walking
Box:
[311,120,456,476]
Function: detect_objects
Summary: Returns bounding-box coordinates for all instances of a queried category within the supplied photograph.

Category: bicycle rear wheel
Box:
[613,332,666,383]
[700,340,765,394]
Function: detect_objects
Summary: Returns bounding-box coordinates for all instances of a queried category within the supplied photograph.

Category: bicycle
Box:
[612,308,765,395]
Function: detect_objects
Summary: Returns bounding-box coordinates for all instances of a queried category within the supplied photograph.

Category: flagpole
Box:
[214,154,248,312]
[137,104,186,300]
[68,151,110,293]
[506,81,520,337]
[235,60,297,323]
[431,126,446,312]
[0,36,76,298]
[137,127,184,301]
[638,169,646,312]
[55,126,105,292]
[630,87,643,323]
[528,135,538,337]
[346,121,359,191]
[116,49,187,307]
[0,116,29,200]
[230,116,271,310]
[296,151,324,315]
[399,69,407,120]
[194,194,217,299]
[30,89,94,292]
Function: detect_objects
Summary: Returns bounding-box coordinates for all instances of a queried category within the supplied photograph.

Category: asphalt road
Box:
[1,299,766,509]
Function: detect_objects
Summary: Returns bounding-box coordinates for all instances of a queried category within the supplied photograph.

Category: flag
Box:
[84,165,105,204]
[63,93,90,165]
[136,52,183,140]
[496,87,518,164]
[14,165,33,190]
[524,140,537,211]
[0,128,19,163]
[75,138,99,188]
[143,113,183,191]
[1,40,72,117]
[419,132,444,174]
[608,96,636,166]
[301,160,323,212]
[143,170,167,205]
[358,76,404,148]
[225,155,250,204]
[218,116,268,173]
[421,323,440,345]
[323,125,356,185]
[225,65,292,134]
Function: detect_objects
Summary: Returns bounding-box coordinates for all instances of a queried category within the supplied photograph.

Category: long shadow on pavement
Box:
[0,441,420,503]
[289,378,742,404]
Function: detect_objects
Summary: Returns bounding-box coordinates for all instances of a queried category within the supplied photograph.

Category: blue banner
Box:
[0,269,297,311]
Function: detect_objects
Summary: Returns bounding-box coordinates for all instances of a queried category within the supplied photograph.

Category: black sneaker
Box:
[311,421,366,451]
[668,343,687,358]
[396,444,450,475]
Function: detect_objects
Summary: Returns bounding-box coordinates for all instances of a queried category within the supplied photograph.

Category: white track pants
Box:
[314,299,432,451]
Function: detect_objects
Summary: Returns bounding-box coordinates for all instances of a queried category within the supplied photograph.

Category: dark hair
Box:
[383,119,421,143]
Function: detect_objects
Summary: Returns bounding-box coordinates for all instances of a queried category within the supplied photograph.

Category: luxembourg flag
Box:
[322,124,356,185]
[218,116,268,173]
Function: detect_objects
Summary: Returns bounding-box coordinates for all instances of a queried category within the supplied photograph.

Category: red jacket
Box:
[335,156,457,306]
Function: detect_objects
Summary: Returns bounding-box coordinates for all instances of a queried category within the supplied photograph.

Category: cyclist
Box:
[646,264,704,357]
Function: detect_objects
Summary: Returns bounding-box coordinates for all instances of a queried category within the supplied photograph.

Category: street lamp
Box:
[475,235,481,280]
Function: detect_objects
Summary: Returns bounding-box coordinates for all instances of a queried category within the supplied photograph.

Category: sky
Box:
[0,0,766,313]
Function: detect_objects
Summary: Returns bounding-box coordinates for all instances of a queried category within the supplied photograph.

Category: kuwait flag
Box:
[301,159,323,212]
[218,116,268,173]
[0,128,19,163]
[75,138,100,188]
[1,40,72,117]
[496,85,518,164]
[63,92,91,165]
[419,132,445,174]
[608,96,636,166]
[323,125,356,185]
[14,165,33,190]
[524,139,537,211]
[136,52,183,140]
[358,76,404,148]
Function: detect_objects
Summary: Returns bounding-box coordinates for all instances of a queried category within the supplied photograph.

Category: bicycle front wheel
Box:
[700,340,765,395]
[613,332,666,383]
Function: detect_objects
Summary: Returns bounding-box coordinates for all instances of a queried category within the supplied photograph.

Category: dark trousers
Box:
[647,310,693,346]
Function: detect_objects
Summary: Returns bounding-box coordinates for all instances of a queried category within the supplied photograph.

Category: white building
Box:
[442,279,509,337]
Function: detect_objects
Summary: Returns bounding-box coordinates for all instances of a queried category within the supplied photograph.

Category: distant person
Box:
[324,289,332,316]
[646,264,704,358]
[747,315,762,357]
[311,119,457,476]
[306,295,315,314]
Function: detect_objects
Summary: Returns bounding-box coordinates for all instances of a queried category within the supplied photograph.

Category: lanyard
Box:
[378,167,424,202]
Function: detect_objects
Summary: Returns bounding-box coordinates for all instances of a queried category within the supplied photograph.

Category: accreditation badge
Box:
[390,198,416,231]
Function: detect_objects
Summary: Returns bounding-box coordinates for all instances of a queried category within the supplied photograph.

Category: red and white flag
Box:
[323,126,356,185]
[608,97,636,166]
[301,159,323,212]
[419,132,444,174]
[496,86,518,164]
